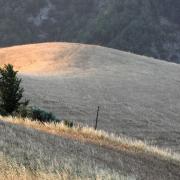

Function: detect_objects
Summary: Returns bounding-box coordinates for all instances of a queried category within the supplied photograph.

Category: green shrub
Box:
[63,120,73,128]
[14,102,30,118]
[16,106,59,123]
[29,107,58,123]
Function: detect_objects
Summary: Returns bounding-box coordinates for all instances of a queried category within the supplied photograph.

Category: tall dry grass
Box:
[0,116,180,163]
[0,152,133,180]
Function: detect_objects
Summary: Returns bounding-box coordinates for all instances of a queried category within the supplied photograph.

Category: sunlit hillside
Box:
[0,43,86,74]
[0,42,180,153]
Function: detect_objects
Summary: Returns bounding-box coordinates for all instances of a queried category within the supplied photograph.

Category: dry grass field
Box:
[0,118,180,180]
[1,116,180,162]
[0,153,131,180]
[0,42,180,152]
[0,42,180,179]
[0,152,130,180]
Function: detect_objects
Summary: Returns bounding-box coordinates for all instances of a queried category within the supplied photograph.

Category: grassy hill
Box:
[0,117,180,180]
[0,0,180,63]
[0,119,134,180]
[0,42,180,153]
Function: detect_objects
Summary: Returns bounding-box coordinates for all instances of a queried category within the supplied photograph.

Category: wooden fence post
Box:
[94,106,100,130]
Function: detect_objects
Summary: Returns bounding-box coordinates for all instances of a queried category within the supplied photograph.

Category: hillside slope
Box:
[0,0,180,63]
[0,42,180,153]
[0,120,180,180]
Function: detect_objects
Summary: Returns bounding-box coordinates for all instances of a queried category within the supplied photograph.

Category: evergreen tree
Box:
[0,64,28,115]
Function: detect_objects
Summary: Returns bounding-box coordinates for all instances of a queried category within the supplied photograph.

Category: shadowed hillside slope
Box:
[0,42,180,153]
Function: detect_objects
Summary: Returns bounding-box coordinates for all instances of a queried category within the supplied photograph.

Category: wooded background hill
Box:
[0,0,180,63]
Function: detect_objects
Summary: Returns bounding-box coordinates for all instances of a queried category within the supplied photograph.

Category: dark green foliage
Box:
[15,106,59,123]
[63,120,73,128]
[28,107,58,123]
[15,103,30,118]
[0,64,29,115]
[0,64,60,124]
[0,108,7,116]
[0,0,180,63]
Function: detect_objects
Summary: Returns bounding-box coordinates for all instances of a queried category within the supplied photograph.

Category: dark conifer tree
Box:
[0,64,28,115]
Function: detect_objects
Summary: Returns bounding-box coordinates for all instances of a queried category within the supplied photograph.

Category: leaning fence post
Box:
[94,106,100,130]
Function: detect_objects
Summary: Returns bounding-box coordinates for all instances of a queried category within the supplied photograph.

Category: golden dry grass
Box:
[1,42,180,155]
[0,42,85,74]
[0,152,130,180]
[1,116,180,163]
[0,158,58,180]
[0,152,58,180]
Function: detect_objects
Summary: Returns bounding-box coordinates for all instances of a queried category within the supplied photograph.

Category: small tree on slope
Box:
[0,64,28,115]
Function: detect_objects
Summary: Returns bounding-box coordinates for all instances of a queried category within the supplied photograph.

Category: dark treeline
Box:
[0,0,180,63]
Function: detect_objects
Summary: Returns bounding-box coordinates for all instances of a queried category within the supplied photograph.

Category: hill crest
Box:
[0,42,178,75]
